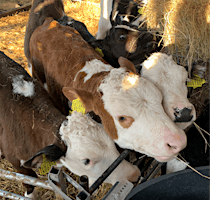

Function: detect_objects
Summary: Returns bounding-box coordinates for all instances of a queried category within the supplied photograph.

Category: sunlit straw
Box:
[175,155,210,180]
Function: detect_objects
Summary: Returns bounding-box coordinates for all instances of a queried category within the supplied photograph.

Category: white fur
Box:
[166,158,188,174]
[12,75,35,97]
[20,159,26,167]
[141,53,196,130]
[74,59,112,82]
[99,67,187,162]
[0,149,2,157]
[58,112,140,185]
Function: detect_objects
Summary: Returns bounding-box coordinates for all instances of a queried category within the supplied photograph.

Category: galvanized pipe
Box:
[0,169,52,190]
[89,149,130,194]
[0,189,31,200]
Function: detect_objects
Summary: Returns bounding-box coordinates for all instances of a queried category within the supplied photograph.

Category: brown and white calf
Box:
[141,53,196,130]
[29,18,187,162]
[23,0,158,71]
[0,51,140,197]
[24,0,65,68]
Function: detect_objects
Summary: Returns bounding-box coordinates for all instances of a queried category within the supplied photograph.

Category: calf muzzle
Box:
[174,107,193,123]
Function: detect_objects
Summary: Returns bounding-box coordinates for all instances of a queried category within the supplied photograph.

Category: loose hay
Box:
[0,1,112,199]
[144,0,210,69]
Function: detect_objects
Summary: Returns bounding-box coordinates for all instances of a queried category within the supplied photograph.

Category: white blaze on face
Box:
[141,53,196,129]
[74,59,112,82]
[99,67,187,162]
[12,75,35,97]
[59,112,140,185]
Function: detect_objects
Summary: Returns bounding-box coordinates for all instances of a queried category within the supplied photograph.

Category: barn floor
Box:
[0,0,114,199]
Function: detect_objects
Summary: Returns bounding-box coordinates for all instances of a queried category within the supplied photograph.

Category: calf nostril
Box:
[174,107,193,123]
[167,143,177,150]
[167,143,180,154]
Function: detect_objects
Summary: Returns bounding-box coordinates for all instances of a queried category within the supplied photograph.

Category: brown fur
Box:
[29,18,141,139]
[0,51,66,193]
[24,0,64,62]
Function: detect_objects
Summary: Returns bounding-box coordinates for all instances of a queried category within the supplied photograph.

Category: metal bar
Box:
[0,189,31,200]
[146,162,165,181]
[134,155,147,169]
[0,169,52,190]
[140,158,154,175]
[141,161,159,183]
[89,149,130,194]
[79,175,89,192]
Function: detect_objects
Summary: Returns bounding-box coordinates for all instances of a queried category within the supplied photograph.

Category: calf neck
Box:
[24,0,65,67]
[29,18,187,162]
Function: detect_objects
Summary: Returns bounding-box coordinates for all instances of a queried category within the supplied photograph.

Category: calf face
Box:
[90,26,156,68]
[141,53,196,130]
[30,18,187,162]
[0,51,140,196]
[24,112,140,186]
[57,16,157,69]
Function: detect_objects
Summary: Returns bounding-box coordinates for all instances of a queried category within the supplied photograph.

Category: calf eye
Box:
[119,35,126,41]
[82,159,90,165]
[118,116,126,122]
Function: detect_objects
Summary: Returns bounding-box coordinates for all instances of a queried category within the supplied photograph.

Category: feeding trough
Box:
[125,166,209,200]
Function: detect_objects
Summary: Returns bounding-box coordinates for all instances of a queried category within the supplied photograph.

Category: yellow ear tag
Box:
[138,7,144,15]
[39,154,56,175]
[187,75,206,89]
[95,47,104,57]
[69,98,86,115]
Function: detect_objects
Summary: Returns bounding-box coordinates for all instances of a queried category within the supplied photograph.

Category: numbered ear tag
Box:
[95,47,104,57]
[187,75,206,89]
[69,98,86,115]
[39,154,56,175]
[138,7,144,15]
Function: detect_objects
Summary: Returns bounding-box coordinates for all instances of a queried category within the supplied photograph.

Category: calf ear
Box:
[23,145,65,169]
[62,87,78,101]
[62,87,94,113]
[118,57,137,73]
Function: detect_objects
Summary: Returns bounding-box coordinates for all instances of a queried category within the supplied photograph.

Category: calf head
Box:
[24,112,140,185]
[63,58,187,162]
[90,26,157,68]
[141,53,196,130]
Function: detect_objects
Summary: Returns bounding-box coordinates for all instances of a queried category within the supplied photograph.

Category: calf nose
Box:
[165,133,187,154]
[174,107,193,123]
